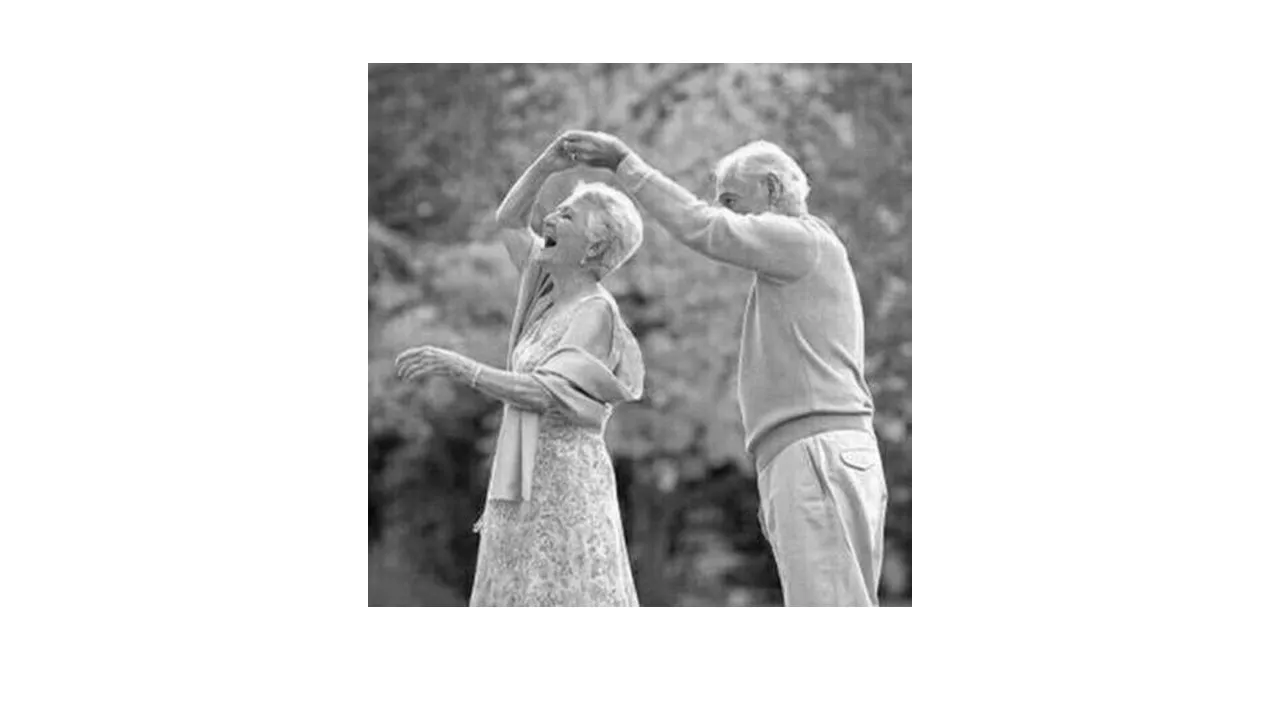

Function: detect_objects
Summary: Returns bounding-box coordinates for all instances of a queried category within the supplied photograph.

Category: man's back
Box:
[613,152,875,453]
[738,217,875,457]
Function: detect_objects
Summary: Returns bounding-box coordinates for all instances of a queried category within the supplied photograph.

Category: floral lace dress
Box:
[469,294,641,607]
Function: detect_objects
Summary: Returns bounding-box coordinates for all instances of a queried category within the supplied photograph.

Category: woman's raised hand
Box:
[538,134,579,172]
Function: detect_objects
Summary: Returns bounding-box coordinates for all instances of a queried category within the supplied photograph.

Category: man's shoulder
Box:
[798,212,834,232]
[799,214,848,249]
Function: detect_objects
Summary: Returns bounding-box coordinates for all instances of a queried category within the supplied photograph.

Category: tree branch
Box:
[627,64,716,135]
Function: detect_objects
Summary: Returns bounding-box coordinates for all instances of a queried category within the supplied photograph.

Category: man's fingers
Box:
[562,135,597,150]
[566,143,603,162]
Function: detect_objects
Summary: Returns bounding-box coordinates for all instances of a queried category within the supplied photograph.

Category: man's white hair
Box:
[714,140,811,214]
[565,182,644,280]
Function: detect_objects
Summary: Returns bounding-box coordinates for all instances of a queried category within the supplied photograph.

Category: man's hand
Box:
[560,130,632,171]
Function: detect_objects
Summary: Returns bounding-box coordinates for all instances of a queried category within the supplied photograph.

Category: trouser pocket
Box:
[802,441,835,501]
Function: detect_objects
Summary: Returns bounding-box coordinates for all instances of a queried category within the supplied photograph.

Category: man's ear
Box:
[764,173,781,208]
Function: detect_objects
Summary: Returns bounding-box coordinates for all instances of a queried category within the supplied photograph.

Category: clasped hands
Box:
[544,130,633,172]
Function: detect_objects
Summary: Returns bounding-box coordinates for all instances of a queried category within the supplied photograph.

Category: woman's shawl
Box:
[486,252,643,503]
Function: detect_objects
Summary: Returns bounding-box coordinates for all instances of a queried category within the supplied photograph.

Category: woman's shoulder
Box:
[562,294,616,342]
[582,292,639,334]
[574,288,618,310]
[566,291,620,324]
[565,291,641,366]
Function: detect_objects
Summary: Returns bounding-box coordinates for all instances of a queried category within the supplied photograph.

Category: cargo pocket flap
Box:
[839,448,878,471]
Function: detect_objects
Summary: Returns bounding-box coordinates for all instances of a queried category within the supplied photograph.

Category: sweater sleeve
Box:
[616,153,819,282]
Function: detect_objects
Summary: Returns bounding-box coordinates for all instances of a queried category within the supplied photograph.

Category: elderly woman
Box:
[395,136,645,607]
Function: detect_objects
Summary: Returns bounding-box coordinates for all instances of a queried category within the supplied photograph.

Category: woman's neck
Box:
[547,267,599,305]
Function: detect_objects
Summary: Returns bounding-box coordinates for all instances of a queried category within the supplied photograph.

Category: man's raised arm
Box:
[561,131,818,282]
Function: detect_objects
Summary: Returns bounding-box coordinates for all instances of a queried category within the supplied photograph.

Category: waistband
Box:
[749,413,874,471]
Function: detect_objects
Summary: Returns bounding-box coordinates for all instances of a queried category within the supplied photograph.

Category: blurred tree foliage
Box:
[369,63,911,606]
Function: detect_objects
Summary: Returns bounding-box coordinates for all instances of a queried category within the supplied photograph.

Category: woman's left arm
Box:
[395,346,553,413]
[396,302,614,412]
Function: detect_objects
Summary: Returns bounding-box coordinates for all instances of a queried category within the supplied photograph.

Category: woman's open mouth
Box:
[543,234,558,248]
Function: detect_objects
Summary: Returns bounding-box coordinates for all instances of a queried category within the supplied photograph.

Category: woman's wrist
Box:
[534,151,560,175]
[436,351,464,381]
[442,351,482,387]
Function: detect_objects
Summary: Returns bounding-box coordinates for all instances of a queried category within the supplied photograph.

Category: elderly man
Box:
[561,131,887,607]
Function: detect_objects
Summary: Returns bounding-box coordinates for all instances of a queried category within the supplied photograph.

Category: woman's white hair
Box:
[565,182,644,280]
[714,140,811,214]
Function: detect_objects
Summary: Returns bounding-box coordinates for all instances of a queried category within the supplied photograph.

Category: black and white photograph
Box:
[369,63,911,606]
[13,6,1280,698]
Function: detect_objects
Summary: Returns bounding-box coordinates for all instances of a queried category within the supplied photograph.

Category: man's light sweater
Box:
[615,154,875,468]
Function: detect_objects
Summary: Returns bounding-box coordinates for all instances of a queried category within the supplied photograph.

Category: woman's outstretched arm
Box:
[395,302,614,413]
[395,346,553,413]
[494,137,575,271]
[467,363,554,412]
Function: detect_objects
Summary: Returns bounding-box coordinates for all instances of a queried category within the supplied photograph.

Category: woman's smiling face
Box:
[536,196,593,266]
